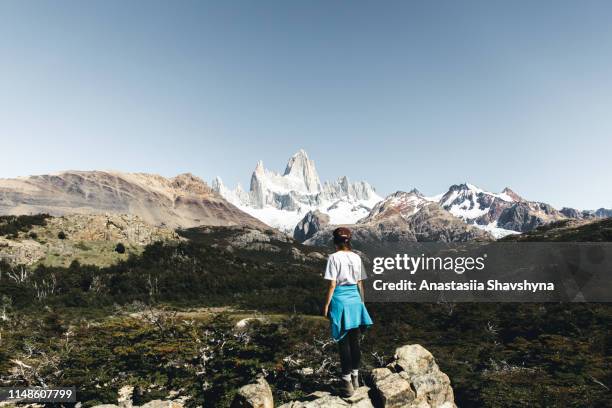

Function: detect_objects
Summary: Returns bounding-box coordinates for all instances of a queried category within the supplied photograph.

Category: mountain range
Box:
[212,149,382,234]
[214,150,610,241]
[303,190,491,248]
[0,150,609,243]
[0,171,266,229]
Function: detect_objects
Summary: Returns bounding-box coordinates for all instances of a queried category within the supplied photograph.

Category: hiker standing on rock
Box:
[323,227,373,398]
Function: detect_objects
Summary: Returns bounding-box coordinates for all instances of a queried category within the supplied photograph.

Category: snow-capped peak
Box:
[212,149,382,233]
[282,149,322,193]
[441,182,518,208]
[429,182,524,238]
[211,176,223,191]
[408,188,423,196]
[362,190,430,223]
[500,187,524,202]
[254,160,265,174]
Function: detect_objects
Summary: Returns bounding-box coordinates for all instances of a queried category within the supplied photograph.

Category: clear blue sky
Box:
[1,1,611,210]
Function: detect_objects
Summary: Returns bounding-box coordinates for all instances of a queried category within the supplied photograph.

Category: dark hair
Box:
[333,227,352,250]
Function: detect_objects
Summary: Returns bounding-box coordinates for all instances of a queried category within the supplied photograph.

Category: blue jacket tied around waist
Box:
[329,284,373,341]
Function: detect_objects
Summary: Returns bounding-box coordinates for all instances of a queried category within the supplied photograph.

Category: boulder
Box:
[294,210,330,243]
[344,387,376,408]
[279,344,455,408]
[380,344,456,408]
[278,387,373,408]
[91,400,185,408]
[139,400,186,408]
[118,385,134,408]
[230,377,274,408]
[370,368,415,408]
[277,391,349,408]
[235,317,267,329]
[391,344,437,377]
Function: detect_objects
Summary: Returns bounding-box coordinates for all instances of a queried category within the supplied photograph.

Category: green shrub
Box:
[0,214,50,236]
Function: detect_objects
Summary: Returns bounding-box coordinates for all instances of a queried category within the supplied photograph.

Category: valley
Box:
[0,214,610,407]
[0,152,610,407]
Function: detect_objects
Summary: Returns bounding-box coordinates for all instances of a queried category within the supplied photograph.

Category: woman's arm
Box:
[358,280,365,303]
[323,279,336,317]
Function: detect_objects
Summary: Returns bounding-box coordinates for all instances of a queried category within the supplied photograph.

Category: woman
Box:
[323,227,373,398]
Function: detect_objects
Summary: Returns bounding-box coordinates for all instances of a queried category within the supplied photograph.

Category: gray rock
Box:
[277,387,376,407]
[344,387,375,408]
[560,207,584,219]
[291,247,307,261]
[279,344,455,408]
[139,400,184,408]
[277,391,349,407]
[91,398,187,408]
[497,202,565,232]
[230,377,274,408]
[370,368,415,408]
[307,251,326,260]
[294,210,330,242]
[594,208,612,218]
[383,344,456,408]
[118,385,134,408]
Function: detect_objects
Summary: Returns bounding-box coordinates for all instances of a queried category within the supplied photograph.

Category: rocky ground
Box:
[86,344,455,408]
[274,344,455,408]
[0,213,178,266]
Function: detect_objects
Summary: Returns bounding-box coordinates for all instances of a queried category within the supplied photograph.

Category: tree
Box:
[57,231,67,240]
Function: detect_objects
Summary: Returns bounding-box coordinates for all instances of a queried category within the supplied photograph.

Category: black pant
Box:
[338,328,361,376]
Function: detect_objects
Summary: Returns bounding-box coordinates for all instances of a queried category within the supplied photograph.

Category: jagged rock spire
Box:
[212,149,382,232]
[283,149,322,193]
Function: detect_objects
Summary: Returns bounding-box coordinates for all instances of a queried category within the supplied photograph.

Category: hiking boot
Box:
[351,373,359,389]
[340,379,355,398]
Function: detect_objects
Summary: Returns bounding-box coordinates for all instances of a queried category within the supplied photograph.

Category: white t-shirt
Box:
[324,250,367,285]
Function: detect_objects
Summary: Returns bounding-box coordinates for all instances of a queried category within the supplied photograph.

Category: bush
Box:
[58,231,67,240]
[29,232,38,240]
[0,213,50,236]
[115,243,126,254]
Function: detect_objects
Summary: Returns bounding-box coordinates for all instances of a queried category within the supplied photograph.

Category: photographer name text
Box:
[373,279,555,292]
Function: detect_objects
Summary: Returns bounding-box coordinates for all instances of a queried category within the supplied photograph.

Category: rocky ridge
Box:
[213,150,382,233]
[300,182,610,244]
[213,150,606,240]
[560,207,612,220]
[303,190,491,248]
[437,183,564,237]
[0,171,267,230]
[293,210,330,243]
